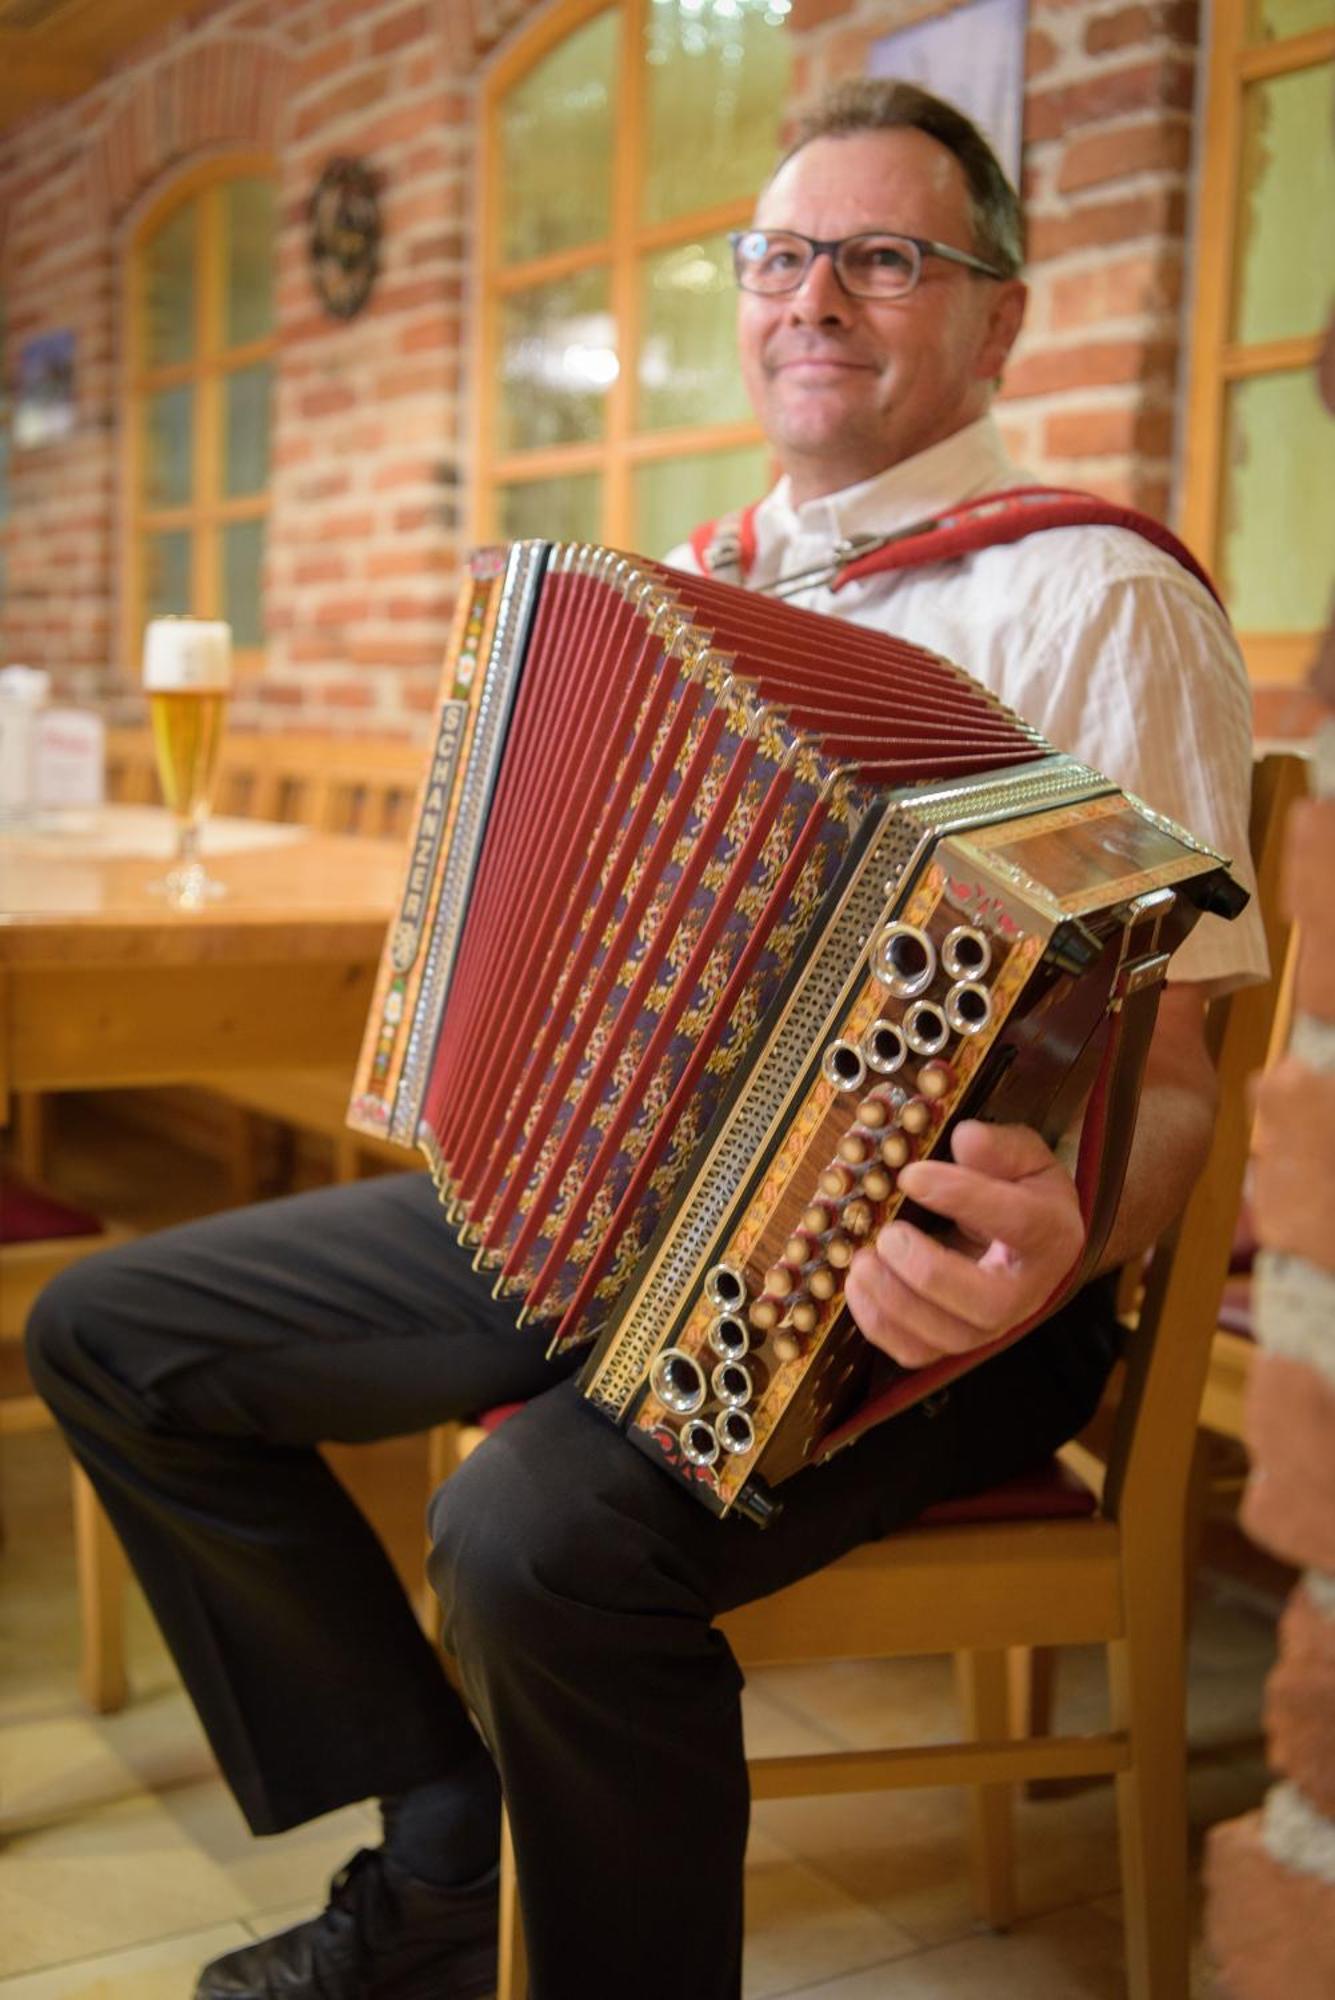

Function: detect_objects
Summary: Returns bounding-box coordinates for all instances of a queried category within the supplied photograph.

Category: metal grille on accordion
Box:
[349,540,1245,1523]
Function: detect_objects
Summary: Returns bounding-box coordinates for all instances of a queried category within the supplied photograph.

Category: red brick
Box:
[1025,55,1196,143]
[1085,0,1200,56]
[1002,338,1177,399]
[291,66,390,143]
[1057,115,1194,192]
[1027,186,1185,260]
[311,596,372,626]
[365,547,453,579]
[1049,250,1182,328]
[1207,1814,1335,2000]
[1042,403,1175,459]
[370,3,430,56]
[1244,1352,1335,1569]
[294,34,357,93]
[298,383,359,420]
[1026,26,1061,77]
[1251,1058,1335,1268]
[348,634,445,667]
[1266,1585,1335,1818]
[293,554,352,585]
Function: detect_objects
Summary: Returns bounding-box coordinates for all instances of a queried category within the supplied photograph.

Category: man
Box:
[27,78,1263,2000]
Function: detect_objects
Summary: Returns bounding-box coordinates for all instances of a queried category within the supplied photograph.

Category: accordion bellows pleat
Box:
[350,541,1243,1520]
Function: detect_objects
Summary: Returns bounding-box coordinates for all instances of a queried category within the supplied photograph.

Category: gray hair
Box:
[777,77,1025,278]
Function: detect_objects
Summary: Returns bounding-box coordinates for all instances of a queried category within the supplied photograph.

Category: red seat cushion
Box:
[0,1172,105,1247]
[468,1401,1096,1524]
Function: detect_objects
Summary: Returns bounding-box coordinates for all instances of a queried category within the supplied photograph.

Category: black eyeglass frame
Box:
[728,228,1011,300]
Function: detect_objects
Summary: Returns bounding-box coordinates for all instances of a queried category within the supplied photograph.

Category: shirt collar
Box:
[755,414,1027,563]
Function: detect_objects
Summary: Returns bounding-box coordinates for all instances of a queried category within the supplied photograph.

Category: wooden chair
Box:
[0,1174,135,1710]
[463,750,1305,2000]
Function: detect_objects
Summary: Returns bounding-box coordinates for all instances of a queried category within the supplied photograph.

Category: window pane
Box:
[1246,0,1335,39]
[499,9,617,263]
[498,268,615,452]
[223,361,272,497]
[1233,64,1335,346]
[1221,368,1335,632]
[638,232,750,431]
[221,519,265,649]
[143,198,197,368]
[497,473,602,544]
[633,442,770,560]
[144,385,194,507]
[225,178,276,348]
[642,0,792,226]
[144,529,193,620]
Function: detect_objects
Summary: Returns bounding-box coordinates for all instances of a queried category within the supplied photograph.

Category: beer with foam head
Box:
[142,619,232,829]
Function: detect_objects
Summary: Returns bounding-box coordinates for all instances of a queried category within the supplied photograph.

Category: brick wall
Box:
[1,0,1211,731]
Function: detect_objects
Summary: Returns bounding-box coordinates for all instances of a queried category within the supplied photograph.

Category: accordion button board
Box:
[348,540,1247,1521]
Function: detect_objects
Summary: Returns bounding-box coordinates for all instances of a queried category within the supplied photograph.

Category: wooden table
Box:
[0,805,406,1113]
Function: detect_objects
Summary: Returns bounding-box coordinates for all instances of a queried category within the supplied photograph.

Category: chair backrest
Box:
[1103,750,1309,1531]
[104,726,423,840]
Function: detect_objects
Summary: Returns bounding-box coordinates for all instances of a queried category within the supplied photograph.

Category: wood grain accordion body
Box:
[349,540,1245,1523]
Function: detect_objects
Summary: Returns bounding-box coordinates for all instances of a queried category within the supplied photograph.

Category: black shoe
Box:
[193,1847,498,1999]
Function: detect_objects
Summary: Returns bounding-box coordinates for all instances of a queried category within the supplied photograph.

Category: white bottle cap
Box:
[142,618,233,693]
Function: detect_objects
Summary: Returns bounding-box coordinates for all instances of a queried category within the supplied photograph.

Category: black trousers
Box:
[27,1171,1118,2000]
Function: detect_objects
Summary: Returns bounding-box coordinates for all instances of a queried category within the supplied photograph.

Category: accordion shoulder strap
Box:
[687,484,1224,608]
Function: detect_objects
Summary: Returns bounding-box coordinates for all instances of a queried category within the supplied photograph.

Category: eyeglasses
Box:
[729,228,1009,301]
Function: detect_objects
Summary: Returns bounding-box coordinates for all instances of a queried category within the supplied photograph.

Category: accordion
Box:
[349,540,1245,1523]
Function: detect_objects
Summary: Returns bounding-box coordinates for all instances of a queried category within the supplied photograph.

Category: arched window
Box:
[1182,0,1335,691]
[124,155,276,672]
[476,0,792,557]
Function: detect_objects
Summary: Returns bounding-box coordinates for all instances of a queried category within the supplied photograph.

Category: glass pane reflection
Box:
[639,232,749,431]
[225,178,277,349]
[1234,64,1335,346]
[1221,368,1335,632]
[633,442,770,560]
[1246,0,1335,39]
[498,473,602,544]
[499,267,615,452]
[222,519,266,649]
[224,362,272,497]
[143,199,197,368]
[144,529,193,619]
[145,385,194,507]
[642,0,792,226]
[500,9,617,263]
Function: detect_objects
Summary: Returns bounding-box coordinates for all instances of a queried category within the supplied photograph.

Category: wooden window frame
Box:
[1180,0,1335,686]
[473,0,775,548]
[122,150,276,680]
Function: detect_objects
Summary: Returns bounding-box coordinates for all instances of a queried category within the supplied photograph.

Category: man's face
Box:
[737,128,1026,503]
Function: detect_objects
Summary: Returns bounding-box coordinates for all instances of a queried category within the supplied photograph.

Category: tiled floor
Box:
[1,1417,1277,1999]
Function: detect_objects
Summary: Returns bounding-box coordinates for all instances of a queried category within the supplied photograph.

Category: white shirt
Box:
[665,414,1265,991]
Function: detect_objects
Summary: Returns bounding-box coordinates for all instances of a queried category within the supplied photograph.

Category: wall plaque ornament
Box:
[308,157,382,320]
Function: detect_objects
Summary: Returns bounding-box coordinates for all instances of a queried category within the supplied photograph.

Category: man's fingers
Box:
[845,1249,978,1366]
[895,1156,1078,1260]
[946,1119,1060,1181]
[869,1219,1020,1332]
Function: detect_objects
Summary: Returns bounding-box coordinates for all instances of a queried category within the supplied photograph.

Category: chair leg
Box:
[954,1648,1016,1930]
[414,1423,463,1643]
[498,1806,528,2000]
[1108,1563,1190,1999]
[72,1462,128,1713]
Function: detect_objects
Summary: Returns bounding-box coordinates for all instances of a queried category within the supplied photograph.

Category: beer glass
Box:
[142,617,233,906]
